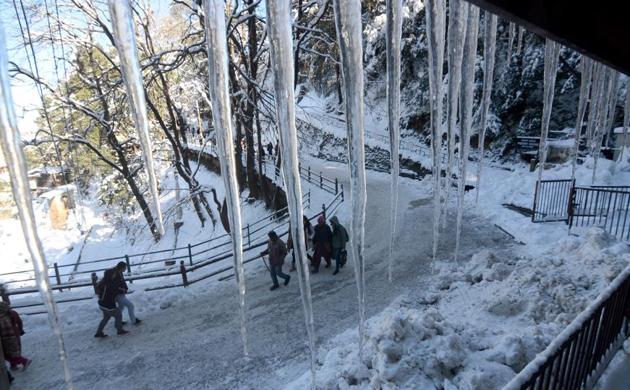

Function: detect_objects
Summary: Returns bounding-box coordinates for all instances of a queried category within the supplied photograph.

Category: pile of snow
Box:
[287,227,629,389]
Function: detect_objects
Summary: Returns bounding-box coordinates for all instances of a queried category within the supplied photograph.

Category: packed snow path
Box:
[21,162,515,389]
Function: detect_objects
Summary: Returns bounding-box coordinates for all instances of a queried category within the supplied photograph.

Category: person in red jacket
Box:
[0,302,30,371]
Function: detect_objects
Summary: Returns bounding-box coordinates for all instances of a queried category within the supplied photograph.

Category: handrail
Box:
[6,178,344,300]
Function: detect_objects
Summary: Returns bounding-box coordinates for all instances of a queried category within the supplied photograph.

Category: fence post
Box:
[532,181,539,222]
[91,272,98,295]
[335,178,338,194]
[247,224,251,246]
[125,255,132,284]
[320,172,323,188]
[322,203,326,220]
[188,244,193,267]
[180,261,189,287]
[308,166,311,182]
[54,263,62,292]
[341,184,344,202]
[308,189,311,209]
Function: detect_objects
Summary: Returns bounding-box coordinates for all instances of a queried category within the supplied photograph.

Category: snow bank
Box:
[287,227,629,389]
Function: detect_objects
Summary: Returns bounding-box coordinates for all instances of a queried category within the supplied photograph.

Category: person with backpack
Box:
[0,302,30,371]
[112,262,141,325]
[311,215,333,273]
[330,216,349,275]
[94,269,128,338]
[260,231,291,290]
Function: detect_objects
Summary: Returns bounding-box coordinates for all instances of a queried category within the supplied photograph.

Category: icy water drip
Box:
[0,24,74,389]
[592,68,618,183]
[265,0,317,385]
[506,22,515,62]
[204,0,249,356]
[475,11,497,204]
[108,0,164,237]
[571,56,593,180]
[454,4,479,262]
[537,39,561,185]
[516,26,525,56]
[386,0,402,283]
[333,0,368,358]
[424,0,446,262]
[444,0,468,226]
[621,83,630,162]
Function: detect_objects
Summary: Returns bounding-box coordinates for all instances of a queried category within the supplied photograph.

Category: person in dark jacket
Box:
[260,231,291,290]
[330,216,350,275]
[113,262,141,325]
[0,302,30,370]
[94,269,128,338]
[311,215,333,273]
[266,141,273,157]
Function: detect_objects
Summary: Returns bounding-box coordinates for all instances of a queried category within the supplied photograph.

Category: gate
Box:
[532,179,575,222]
[569,186,630,242]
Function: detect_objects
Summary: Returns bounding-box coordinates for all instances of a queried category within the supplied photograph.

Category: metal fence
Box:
[503,266,630,390]
[569,186,630,242]
[532,179,575,223]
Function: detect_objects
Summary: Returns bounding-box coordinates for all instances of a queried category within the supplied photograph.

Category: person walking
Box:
[94,269,128,338]
[112,262,141,325]
[330,216,349,275]
[311,215,333,273]
[0,302,30,371]
[260,231,291,290]
[289,216,314,272]
[266,141,273,157]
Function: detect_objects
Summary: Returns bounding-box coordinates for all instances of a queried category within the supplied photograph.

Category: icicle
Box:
[424,0,446,262]
[474,11,497,204]
[332,0,368,358]
[570,56,593,180]
[536,40,561,184]
[515,26,524,56]
[620,83,630,162]
[592,68,618,183]
[386,0,402,283]
[506,22,515,62]
[0,24,74,389]
[585,63,605,152]
[108,0,164,237]
[265,0,317,386]
[454,4,479,262]
[443,0,468,229]
[203,0,249,356]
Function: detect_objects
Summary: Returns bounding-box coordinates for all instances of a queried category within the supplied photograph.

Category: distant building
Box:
[612,127,630,160]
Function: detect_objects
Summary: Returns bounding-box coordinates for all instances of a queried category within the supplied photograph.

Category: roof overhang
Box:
[465,0,630,76]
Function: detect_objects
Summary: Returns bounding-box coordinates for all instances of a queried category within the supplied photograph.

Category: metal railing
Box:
[569,186,630,242]
[532,179,575,223]
[503,266,630,390]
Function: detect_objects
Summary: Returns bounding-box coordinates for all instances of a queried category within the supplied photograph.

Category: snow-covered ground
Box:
[2,142,629,389]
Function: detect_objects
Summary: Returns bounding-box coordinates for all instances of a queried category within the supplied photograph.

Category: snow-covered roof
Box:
[28,166,65,175]
[613,127,628,134]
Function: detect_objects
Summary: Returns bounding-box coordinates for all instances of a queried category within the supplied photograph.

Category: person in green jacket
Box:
[330,216,349,275]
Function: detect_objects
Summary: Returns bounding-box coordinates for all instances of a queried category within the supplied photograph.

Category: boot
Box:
[94,332,108,338]
[270,285,279,291]
[117,329,129,335]
[284,275,291,286]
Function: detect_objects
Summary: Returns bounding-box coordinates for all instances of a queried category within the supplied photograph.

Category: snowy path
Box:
[19,164,514,389]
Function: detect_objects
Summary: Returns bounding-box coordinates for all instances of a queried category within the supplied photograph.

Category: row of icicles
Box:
[1,0,629,389]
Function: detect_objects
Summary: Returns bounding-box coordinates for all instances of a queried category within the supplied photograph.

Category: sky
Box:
[0,0,172,140]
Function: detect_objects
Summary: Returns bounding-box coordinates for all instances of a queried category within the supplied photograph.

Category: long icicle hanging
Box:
[621,82,630,162]
[506,22,515,62]
[386,0,402,283]
[515,26,525,56]
[570,56,593,180]
[265,0,317,386]
[443,0,468,228]
[108,0,164,238]
[332,0,368,359]
[474,10,497,204]
[204,0,249,356]
[424,0,446,262]
[592,68,618,183]
[454,4,479,262]
[536,39,561,184]
[585,63,605,153]
[0,23,74,389]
